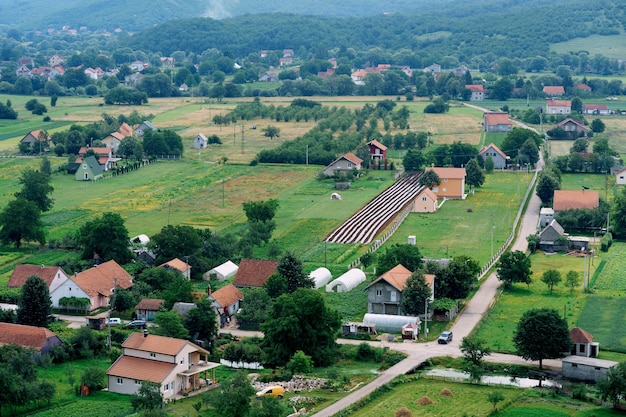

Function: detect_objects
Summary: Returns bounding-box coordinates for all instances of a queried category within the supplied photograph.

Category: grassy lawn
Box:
[385,171,527,266]
[550,34,626,60]
[560,173,614,202]
[473,251,592,353]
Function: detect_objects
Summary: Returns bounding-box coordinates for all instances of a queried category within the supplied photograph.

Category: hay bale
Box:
[394,407,413,417]
[416,396,433,405]
[440,388,453,397]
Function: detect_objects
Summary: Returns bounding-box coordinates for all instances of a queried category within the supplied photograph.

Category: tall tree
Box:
[277,251,314,294]
[541,269,562,294]
[597,361,626,408]
[150,224,202,264]
[17,275,52,327]
[208,371,255,417]
[377,243,423,274]
[400,272,432,317]
[153,311,189,339]
[184,299,218,349]
[262,289,340,367]
[465,158,485,190]
[78,212,133,263]
[14,168,54,212]
[437,255,480,299]
[419,170,441,189]
[402,149,426,171]
[0,198,45,248]
[242,199,279,223]
[496,250,532,289]
[536,169,561,204]
[513,308,571,369]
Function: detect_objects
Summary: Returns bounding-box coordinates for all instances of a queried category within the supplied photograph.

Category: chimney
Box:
[143,328,148,338]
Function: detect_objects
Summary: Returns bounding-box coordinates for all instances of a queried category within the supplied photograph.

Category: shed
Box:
[309,267,332,289]
[562,356,617,382]
[363,313,420,333]
[205,260,239,281]
[326,269,366,293]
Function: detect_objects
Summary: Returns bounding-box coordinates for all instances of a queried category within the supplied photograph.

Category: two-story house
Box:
[546,99,571,115]
[465,84,485,101]
[365,264,435,316]
[425,166,467,199]
[107,332,219,399]
[478,143,510,169]
[483,112,513,132]
[322,153,363,176]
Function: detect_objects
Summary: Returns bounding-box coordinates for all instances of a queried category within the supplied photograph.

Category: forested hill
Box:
[125,0,624,61]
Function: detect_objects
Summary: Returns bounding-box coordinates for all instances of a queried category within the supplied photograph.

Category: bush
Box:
[287,350,314,374]
[356,342,375,361]
[601,232,612,251]
[81,367,106,391]
[258,369,293,383]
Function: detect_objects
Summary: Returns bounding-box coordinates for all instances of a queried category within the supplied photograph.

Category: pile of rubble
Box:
[252,375,327,392]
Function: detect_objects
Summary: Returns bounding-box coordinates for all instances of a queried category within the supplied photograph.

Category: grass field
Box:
[550,34,626,60]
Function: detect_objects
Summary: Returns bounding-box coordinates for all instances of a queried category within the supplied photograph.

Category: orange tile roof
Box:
[479,143,509,159]
[553,190,599,211]
[418,187,438,202]
[366,264,412,291]
[543,86,564,95]
[570,327,593,343]
[29,130,51,141]
[122,332,208,356]
[426,166,466,179]
[0,322,61,351]
[159,258,190,273]
[73,260,133,298]
[210,284,243,308]
[343,152,363,165]
[8,265,66,288]
[465,84,485,93]
[483,112,512,126]
[546,99,571,107]
[368,139,387,151]
[107,355,175,383]
[78,147,111,156]
[135,298,164,311]
[118,122,133,137]
[233,259,278,287]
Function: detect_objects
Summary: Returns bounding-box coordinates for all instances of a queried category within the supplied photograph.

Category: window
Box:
[150,352,156,358]
[347,162,353,168]
[164,383,169,390]
[117,378,123,385]
[180,359,184,364]
[579,344,585,353]
[376,289,382,296]
[422,197,427,202]
[135,380,141,385]
[390,291,397,302]
[443,178,448,182]
[571,363,578,368]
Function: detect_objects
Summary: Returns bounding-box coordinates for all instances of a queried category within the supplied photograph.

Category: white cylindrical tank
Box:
[363,313,420,333]
[309,267,332,289]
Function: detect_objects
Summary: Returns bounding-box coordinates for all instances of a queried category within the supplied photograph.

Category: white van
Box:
[107,318,121,326]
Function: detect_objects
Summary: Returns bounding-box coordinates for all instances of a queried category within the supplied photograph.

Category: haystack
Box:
[417,396,434,405]
[440,388,453,396]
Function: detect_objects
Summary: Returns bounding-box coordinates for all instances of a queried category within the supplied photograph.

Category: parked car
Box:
[438,331,453,344]
[255,385,285,399]
[106,318,121,326]
[124,320,146,329]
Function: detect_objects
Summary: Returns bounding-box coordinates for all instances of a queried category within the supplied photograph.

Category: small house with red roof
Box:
[576,83,592,93]
[102,131,126,151]
[0,322,63,356]
[107,332,218,398]
[351,69,367,85]
[20,130,52,152]
[412,187,438,213]
[365,264,435,316]
[553,190,599,212]
[48,53,64,67]
[554,118,589,139]
[570,327,598,358]
[425,166,467,199]
[561,327,616,382]
[543,85,565,97]
[367,140,387,167]
[546,99,571,115]
[583,104,611,115]
[50,260,133,311]
[159,258,191,279]
[233,259,278,288]
[75,147,118,171]
[465,84,485,101]
[479,143,510,169]
[483,112,513,132]
[208,284,243,325]
[135,298,165,321]
[9,265,69,293]
[322,153,363,176]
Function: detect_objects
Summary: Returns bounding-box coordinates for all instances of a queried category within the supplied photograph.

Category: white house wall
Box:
[50,278,91,309]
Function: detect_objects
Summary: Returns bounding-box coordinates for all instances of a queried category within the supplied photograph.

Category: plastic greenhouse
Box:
[326,268,366,293]
[363,313,421,333]
[309,267,332,289]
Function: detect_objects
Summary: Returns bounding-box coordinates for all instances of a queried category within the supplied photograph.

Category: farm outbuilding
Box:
[562,356,617,382]
[326,269,366,293]
[309,267,332,289]
[363,313,421,333]
[204,260,239,281]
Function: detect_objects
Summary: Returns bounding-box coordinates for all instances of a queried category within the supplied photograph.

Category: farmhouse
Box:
[546,99,571,115]
[478,143,509,169]
[322,153,363,176]
[8,264,69,293]
[425,166,467,199]
[570,327,599,358]
[554,118,589,139]
[483,112,512,132]
[542,85,565,96]
[0,323,63,356]
[135,298,165,321]
[159,258,191,279]
[75,147,118,171]
[365,264,435,316]
[50,260,133,311]
[583,104,611,115]
[107,332,218,399]
[553,190,599,212]
[208,284,243,325]
[135,121,157,137]
[465,84,485,101]
[367,140,387,167]
[75,155,104,181]
[538,219,567,251]
[102,131,126,150]
[193,133,207,149]
[411,187,438,213]
[233,259,278,288]
[20,130,52,151]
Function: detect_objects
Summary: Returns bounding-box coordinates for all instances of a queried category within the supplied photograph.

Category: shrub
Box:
[287,350,314,374]
[81,367,106,391]
[601,232,612,251]
[356,342,375,361]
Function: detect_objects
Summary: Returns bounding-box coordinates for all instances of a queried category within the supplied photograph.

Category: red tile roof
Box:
[553,190,599,211]
[426,166,466,179]
[479,143,509,159]
[135,298,164,311]
[366,264,412,291]
[8,265,66,288]
[465,84,485,93]
[118,122,133,137]
[547,99,571,107]
[122,332,208,356]
[159,258,190,273]
[73,260,133,298]
[368,139,387,151]
[28,130,51,141]
[583,104,608,111]
[483,112,512,126]
[0,322,61,351]
[107,355,175,383]
[570,327,593,343]
[233,259,278,287]
[543,86,565,95]
[343,152,363,165]
[210,284,243,308]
